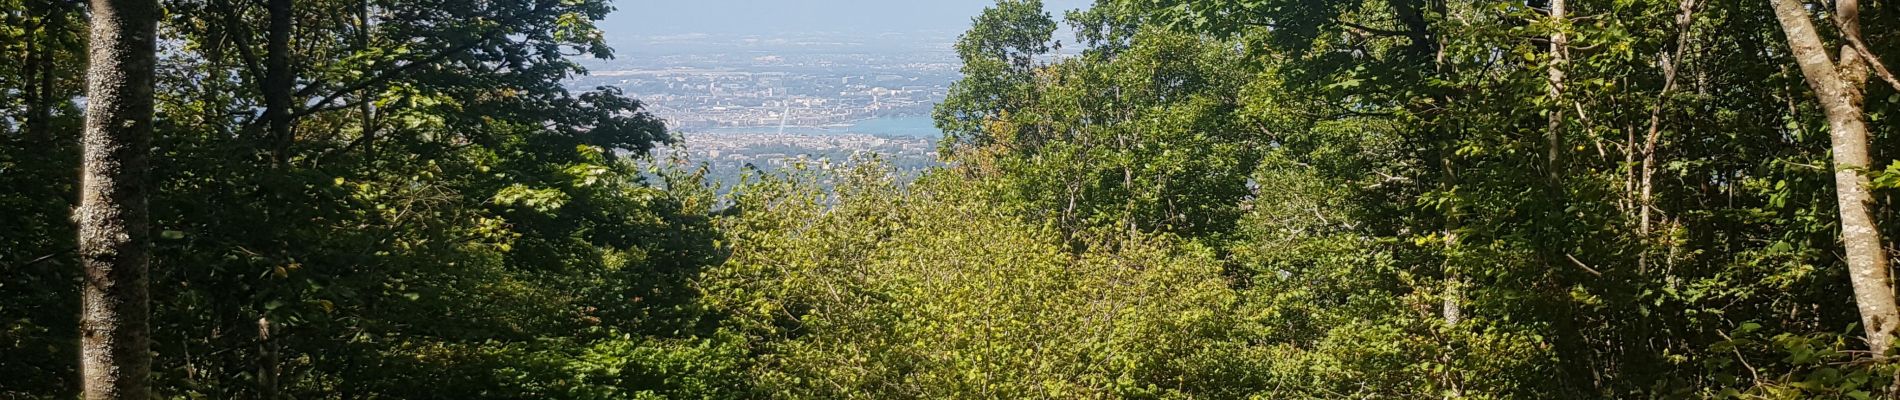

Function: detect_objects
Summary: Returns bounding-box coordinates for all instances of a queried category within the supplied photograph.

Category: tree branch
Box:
[288,4,554,121]
[5,246,74,269]
[310,93,407,167]
[1565,254,1604,277]
[212,0,267,99]
[1336,20,1412,37]
[1846,36,1900,92]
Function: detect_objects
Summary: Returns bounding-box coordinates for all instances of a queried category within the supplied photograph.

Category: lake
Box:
[687,115,944,138]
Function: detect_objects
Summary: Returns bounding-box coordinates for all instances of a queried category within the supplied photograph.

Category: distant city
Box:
[567,32,957,185]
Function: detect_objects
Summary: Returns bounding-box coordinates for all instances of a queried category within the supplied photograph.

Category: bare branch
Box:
[212,0,267,100]
[5,246,74,269]
[1846,37,1900,92]
[1565,254,1604,277]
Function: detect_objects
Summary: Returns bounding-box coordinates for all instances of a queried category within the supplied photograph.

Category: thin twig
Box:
[1564,253,1604,277]
[5,246,74,269]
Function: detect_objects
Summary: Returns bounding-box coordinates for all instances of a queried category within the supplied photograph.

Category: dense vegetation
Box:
[6,0,1900,398]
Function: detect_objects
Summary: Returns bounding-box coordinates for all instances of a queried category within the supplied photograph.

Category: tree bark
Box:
[257,317,279,399]
[77,0,158,396]
[1545,0,1567,180]
[1769,0,1898,356]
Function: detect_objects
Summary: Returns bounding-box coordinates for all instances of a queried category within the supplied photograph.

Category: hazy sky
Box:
[601,0,1096,36]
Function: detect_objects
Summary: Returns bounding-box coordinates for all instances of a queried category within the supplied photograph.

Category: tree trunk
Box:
[265,0,294,164]
[257,317,279,399]
[1437,129,1464,400]
[22,0,46,142]
[27,4,60,142]
[2,9,20,109]
[1545,0,1567,180]
[76,0,158,396]
[1768,0,1898,356]
[1639,0,1698,273]
[259,3,293,395]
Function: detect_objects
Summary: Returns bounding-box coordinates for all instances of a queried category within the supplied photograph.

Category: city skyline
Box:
[578,1,1104,187]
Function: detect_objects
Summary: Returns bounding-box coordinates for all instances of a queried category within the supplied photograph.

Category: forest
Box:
[5,0,1900,398]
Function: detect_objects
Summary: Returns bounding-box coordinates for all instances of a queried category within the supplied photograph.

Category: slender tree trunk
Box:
[1639,0,1697,273]
[1441,153,1463,328]
[31,33,55,141]
[258,1,292,390]
[28,5,61,142]
[1442,246,1463,326]
[3,8,21,106]
[257,317,279,399]
[76,0,158,395]
[1624,126,1636,215]
[1768,0,1897,356]
[1545,0,1567,180]
[265,0,294,164]
[1436,123,1464,400]
[1395,3,1464,395]
[22,1,46,142]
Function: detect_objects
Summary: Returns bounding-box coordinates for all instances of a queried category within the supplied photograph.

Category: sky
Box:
[601,0,1096,36]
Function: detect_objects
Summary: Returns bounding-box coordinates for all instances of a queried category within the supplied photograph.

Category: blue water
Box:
[690,115,943,138]
[845,116,943,138]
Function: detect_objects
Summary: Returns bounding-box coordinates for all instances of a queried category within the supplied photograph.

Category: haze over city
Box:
[602,0,1094,35]
[574,0,1098,185]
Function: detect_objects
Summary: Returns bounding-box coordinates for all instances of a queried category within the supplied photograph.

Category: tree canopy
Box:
[7,0,1900,398]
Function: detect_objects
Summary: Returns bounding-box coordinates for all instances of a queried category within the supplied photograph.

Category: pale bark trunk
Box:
[1545,0,1567,180]
[1769,0,1898,356]
[1639,0,1698,273]
[1414,4,1462,394]
[1625,127,1636,215]
[1439,152,1463,397]
[77,0,158,396]
[258,317,280,399]
[1442,252,1463,326]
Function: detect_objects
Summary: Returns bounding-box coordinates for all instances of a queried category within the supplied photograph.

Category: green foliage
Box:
[9,0,1900,398]
[935,0,1060,154]
[5,0,715,396]
[928,0,1900,397]
[704,161,1258,399]
[0,0,86,395]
